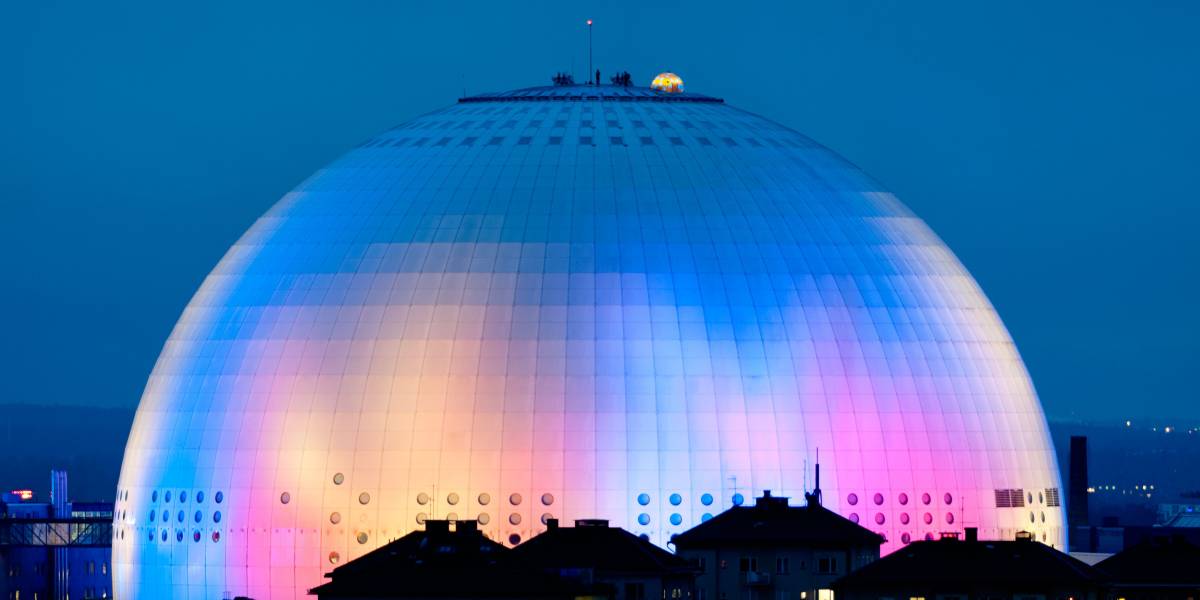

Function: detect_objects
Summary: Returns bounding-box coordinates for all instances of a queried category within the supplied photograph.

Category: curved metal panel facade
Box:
[113,86,1063,599]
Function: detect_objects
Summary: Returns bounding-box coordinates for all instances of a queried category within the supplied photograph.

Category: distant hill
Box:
[0,404,134,502]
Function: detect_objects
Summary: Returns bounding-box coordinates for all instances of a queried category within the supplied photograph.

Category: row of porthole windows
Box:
[636,512,713,526]
[149,510,221,524]
[149,490,223,504]
[847,510,1048,526]
[637,493,728,507]
[849,512,954,526]
[147,529,221,543]
[413,492,555,507]
[847,492,952,507]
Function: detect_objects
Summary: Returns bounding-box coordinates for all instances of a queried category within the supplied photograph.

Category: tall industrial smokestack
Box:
[1068,436,1089,527]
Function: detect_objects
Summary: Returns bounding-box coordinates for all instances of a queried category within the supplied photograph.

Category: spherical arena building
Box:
[113,81,1064,599]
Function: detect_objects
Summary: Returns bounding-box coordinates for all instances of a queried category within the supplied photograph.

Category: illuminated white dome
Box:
[113,84,1063,599]
[650,72,684,93]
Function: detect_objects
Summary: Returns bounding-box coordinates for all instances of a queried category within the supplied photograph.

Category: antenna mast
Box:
[586,19,593,84]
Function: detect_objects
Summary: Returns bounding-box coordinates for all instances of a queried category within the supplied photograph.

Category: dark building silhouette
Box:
[1096,536,1200,600]
[512,519,696,600]
[309,520,597,600]
[310,519,695,600]
[833,530,1105,600]
[672,491,883,600]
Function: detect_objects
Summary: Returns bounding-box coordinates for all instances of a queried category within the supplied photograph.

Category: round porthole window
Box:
[328,552,340,565]
[447,493,460,505]
[478,513,490,525]
[478,493,490,506]
[509,493,522,506]
[849,513,860,524]
[901,532,912,544]
[1030,512,1036,523]
[161,510,168,523]
[356,532,369,544]
[637,493,650,506]
[358,492,371,505]
[213,511,222,524]
[176,530,184,542]
[900,512,910,525]
[152,490,158,503]
[944,493,953,505]
[875,513,886,525]
[161,529,168,542]
[177,510,185,523]
[921,493,932,505]
[1028,492,1034,505]
[332,473,344,485]
[540,513,554,525]
[180,491,188,503]
[196,491,204,503]
[508,534,521,545]
[945,513,955,524]
[701,493,714,506]
[732,493,745,506]
[212,531,220,543]
[215,491,224,504]
[873,493,884,506]
[280,492,291,505]
[702,513,713,522]
[150,511,156,522]
[417,493,430,505]
[165,491,172,503]
[194,511,202,523]
[923,512,933,524]
[847,493,859,506]
[447,512,459,521]
[898,493,909,505]
[1039,492,1045,504]
[416,512,427,525]
[541,493,554,506]
[330,512,341,525]
[669,493,682,506]
[509,513,522,525]
[638,513,651,526]
[670,513,683,526]
[193,530,201,543]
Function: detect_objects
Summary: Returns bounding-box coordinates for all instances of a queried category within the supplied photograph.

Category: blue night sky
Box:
[2,1,1197,421]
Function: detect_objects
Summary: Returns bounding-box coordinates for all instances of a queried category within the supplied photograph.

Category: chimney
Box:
[1068,436,1089,528]
[50,470,69,518]
[547,518,559,530]
[426,520,450,534]
[457,520,478,535]
[964,527,978,542]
